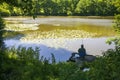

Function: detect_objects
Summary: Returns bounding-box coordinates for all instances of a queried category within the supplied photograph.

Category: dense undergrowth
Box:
[0,38,120,80]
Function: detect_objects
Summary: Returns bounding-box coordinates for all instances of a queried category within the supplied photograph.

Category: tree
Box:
[113,0,120,34]
[114,15,120,33]
[41,0,56,15]
[67,0,80,15]
[75,0,92,16]
[0,16,5,50]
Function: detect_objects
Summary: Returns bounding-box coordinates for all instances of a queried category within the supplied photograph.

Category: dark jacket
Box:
[78,48,86,57]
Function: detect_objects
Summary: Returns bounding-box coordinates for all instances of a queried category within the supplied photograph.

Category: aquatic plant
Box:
[20,29,97,42]
[3,17,116,40]
[5,24,39,31]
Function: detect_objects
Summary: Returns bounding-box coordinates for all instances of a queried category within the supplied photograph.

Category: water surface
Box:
[4,16,116,62]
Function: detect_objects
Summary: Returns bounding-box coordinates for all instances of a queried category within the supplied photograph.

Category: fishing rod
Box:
[81,34,84,45]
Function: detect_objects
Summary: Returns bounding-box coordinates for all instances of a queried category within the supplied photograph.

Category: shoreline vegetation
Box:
[0,0,120,80]
[3,15,114,18]
[1,16,119,80]
[1,39,120,80]
[0,0,119,17]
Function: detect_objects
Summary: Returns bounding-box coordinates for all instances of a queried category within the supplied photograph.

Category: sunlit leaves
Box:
[113,0,120,12]
[114,14,120,34]
[0,0,119,16]
[76,0,118,16]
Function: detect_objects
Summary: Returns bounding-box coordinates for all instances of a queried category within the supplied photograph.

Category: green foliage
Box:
[0,0,120,80]
[75,0,118,16]
[0,46,84,80]
[113,0,120,12]
[114,14,120,34]
[0,8,10,16]
[1,47,52,80]
[1,34,120,80]
[0,2,11,16]
[0,2,23,16]
[86,46,120,80]
[0,16,5,50]
[0,0,119,16]
[88,12,120,80]
[10,7,23,16]
[107,37,120,46]
[86,3,120,79]
[51,53,56,64]
[1,45,120,80]
[0,47,80,80]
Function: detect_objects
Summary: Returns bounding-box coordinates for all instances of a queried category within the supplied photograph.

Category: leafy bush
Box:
[0,47,87,80]
[114,14,120,34]
[0,3,11,16]
[0,9,11,16]
[1,39,120,80]
[86,38,120,80]
[10,7,23,16]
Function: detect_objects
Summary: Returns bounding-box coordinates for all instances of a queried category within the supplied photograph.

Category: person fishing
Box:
[78,44,86,59]
[68,44,87,62]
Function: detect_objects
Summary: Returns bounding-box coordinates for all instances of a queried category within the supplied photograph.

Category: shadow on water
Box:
[4,38,115,62]
[39,44,72,62]
[4,39,72,62]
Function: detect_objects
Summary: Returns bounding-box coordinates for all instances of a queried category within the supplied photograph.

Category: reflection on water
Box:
[4,38,115,62]
[4,16,116,62]
[4,16,113,26]
[4,16,116,38]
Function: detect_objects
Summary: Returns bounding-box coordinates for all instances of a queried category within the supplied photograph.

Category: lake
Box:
[3,16,116,62]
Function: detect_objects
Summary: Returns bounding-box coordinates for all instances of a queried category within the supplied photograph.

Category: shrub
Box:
[0,8,11,17]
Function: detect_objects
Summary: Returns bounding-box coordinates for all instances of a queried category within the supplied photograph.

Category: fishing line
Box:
[82,39,83,44]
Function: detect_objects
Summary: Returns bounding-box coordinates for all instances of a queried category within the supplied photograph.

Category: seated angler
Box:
[78,44,87,59]
[68,44,87,62]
